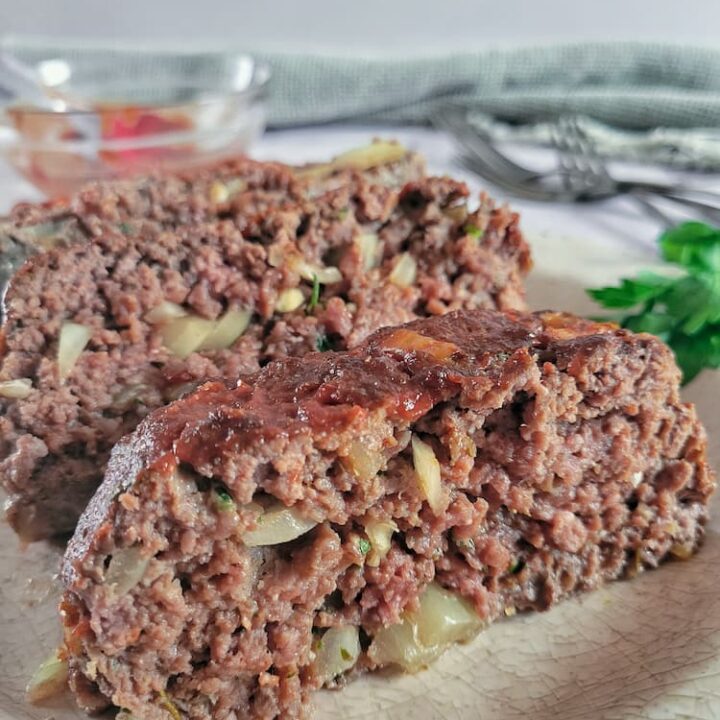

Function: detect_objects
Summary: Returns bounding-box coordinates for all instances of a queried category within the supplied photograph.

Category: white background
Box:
[0,0,719,52]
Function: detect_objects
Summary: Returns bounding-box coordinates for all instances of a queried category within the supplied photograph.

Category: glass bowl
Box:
[0,45,270,197]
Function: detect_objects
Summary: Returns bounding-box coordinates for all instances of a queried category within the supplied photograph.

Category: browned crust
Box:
[62,309,670,583]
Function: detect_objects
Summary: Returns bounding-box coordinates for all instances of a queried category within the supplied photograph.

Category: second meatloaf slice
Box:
[60,308,715,720]
[1,140,425,294]
[0,175,530,540]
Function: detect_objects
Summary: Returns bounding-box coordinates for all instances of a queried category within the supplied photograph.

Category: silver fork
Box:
[551,116,673,227]
[554,116,720,227]
[551,116,615,197]
[436,106,720,216]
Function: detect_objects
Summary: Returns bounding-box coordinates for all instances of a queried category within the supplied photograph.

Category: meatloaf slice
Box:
[0,175,530,541]
[0,141,424,293]
[60,309,715,720]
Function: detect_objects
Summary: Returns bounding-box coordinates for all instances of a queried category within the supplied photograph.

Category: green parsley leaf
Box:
[357,538,371,555]
[622,311,675,339]
[587,220,720,384]
[672,327,720,383]
[213,487,236,512]
[316,333,332,352]
[307,274,321,313]
[660,221,720,273]
[463,223,484,239]
[587,272,672,309]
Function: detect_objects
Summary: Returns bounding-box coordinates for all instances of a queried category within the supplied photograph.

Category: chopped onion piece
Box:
[344,440,384,482]
[368,617,442,673]
[289,256,342,284]
[365,519,397,567]
[243,503,317,547]
[296,141,408,179]
[356,233,380,271]
[0,378,32,399]
[105,546,150,595]
[443,205,468,224]
[210,177,249,203]
[267,244,284,268]
[199,308,251,350]
[57,322,92,380]
[332,141,408,171]
[313,626,361,684]
[276,288,305,313]
[369,583,482,672]
[145,301,188,324]
[160,315,216,359]
[209,180,230,203]
[670,542,695,560]
[389,253,417,288]
[412,435,445,514]
[26,649,68,703]
[413,582,483,647]
[159,690,182,720]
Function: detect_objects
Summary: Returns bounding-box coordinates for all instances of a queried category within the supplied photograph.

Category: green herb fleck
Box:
[357,538,372,555]
[340,648,352,661]
[464,223,484,240]
[337,208,350,221]
[588,221,720,384]
[307,274,321,313]
[508,558,525,574]
[213,487,236,512]
[118,222,133,235]
[316,333,332,352]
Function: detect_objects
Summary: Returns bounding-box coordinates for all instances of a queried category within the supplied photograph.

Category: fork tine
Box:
[552,117,598,194]
[550,122,572,191]
[568,116,720,222]
[432,106,539,183]
[568,116,613,182]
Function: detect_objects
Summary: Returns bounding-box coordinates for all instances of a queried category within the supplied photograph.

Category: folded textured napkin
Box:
[256,43,720,169]
[5,38,720,168]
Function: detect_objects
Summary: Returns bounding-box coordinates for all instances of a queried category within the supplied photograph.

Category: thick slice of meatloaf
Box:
[60,308,715,720]
[0,141,424,293]
[0,176,531,541]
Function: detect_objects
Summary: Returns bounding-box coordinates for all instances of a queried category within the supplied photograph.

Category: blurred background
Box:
[1,0,720,50]
[2,0,720,246]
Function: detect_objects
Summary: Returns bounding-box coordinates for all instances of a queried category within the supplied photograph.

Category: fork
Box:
[435,106,720,216]
[550,116,673,227]
[552,116,720,226]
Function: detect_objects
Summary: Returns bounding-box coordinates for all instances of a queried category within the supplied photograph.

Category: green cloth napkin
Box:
[6,38,720,168]
[255,43,720,131]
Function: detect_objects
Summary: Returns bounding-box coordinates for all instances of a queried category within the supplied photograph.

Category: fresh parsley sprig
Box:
[588,221,720,384]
